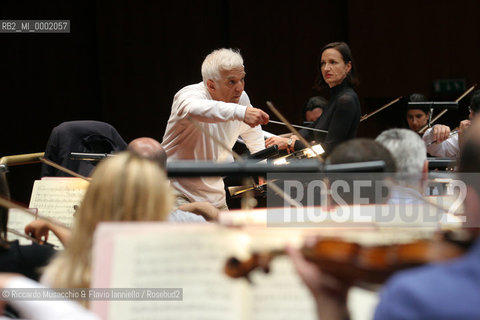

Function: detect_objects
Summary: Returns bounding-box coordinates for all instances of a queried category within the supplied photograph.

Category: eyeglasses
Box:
[468,105,473,113]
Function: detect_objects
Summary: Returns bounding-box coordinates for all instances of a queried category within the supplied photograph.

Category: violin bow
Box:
[0,195,67,244]
[7,227,59,249]
[0,196,37,219]
[360,96,402,122]
[269,120,328,133]
[39,157,91,181]
[418,84,477,134]
[266,101,324,164]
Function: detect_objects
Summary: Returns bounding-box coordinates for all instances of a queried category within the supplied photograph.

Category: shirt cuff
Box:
[422,127,434,144]
[234,104,247,121]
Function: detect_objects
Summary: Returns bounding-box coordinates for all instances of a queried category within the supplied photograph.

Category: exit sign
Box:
[433,79,466,94]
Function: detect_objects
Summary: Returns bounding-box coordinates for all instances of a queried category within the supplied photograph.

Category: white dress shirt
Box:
[162,82,265,209]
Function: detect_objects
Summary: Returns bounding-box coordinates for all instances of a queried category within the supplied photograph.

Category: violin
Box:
[225,230,471,286]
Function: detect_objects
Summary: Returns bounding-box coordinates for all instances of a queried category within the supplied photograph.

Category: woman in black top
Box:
[266,42,361,156]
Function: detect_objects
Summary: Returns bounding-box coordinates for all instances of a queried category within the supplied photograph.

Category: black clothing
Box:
[41,121,127,177]
[296,81,361,156]
[0,240,56,281]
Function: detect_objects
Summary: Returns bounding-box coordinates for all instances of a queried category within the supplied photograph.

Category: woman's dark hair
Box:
[314,41,359,89]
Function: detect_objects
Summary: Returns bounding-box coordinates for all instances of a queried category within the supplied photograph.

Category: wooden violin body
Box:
[225,232,468,285]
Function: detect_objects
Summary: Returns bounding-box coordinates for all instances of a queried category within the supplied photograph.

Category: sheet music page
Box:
[92,223,249,320]
[250,257,379,320]
[92,223,390,320]
[248,256,316,320]
[241,229,316,320]
[348,287,380,320]
[28,178,88,247]
[242,229,381,320]
[6,208,36,245]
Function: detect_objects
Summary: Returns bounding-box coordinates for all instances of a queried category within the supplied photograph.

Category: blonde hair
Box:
[43,152,173,305]
[201,48,244,84]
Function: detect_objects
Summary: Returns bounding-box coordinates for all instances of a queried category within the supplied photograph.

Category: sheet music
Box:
[240,229,315,320]
[28,178,88,247]
[93,224,248,320]
[6,208,36,245]
[348,287,380,320]
[248,257,316,320]
[91,223,317,320]
[243,229,378,320]
[251,262,378,320]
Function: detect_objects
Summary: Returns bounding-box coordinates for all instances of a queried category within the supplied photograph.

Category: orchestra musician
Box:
[0,175,56,282]
[303,96,328,123]
[265,41,361,156]
[405,93,430,133]
[161,48,269,210]
[422,89,480,158]
[128,137,217,222]
[287,117,480,319]
[128,137,167,166]
[25,140,218,245]
[327,138,396,172]
[41,152,174,307]
[375,128,429,204]
[326,138,397,205]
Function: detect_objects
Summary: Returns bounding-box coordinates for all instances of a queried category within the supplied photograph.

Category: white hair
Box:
[375,128,426,182]
[201,48,244,84]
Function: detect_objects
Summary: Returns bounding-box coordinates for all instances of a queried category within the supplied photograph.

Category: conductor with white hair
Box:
[162,48,269,210]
